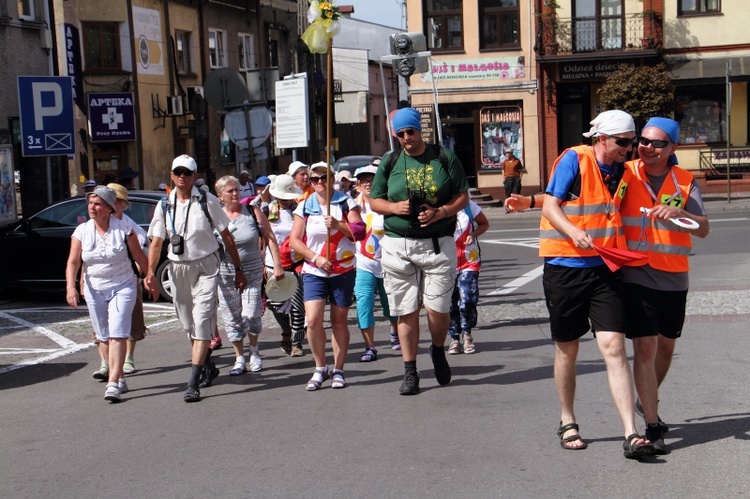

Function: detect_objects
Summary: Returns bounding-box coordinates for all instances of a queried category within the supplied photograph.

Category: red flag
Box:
[595,245,649,272]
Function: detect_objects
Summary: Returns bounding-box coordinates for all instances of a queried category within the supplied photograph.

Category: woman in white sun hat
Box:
[264,174,307,357]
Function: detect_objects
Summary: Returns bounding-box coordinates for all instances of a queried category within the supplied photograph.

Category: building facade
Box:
[405,0,541,198]
[535,0,749,191]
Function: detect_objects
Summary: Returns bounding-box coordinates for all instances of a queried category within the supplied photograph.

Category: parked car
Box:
[333,155,381,177]
[0,191,174,301]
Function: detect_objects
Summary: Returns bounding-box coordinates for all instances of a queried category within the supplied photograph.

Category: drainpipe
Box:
[126,0,144,189]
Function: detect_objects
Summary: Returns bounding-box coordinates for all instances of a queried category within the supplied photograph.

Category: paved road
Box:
[1,198,748,498]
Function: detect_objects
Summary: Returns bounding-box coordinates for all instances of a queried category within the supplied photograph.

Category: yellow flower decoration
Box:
[301,0,343,53]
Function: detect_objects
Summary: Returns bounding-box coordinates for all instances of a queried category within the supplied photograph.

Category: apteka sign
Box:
[88,92,137,142]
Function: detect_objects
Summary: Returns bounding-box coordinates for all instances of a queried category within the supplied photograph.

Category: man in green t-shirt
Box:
[370,107,469,395]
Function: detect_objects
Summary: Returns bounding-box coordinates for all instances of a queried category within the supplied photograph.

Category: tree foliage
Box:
[597,64,674,130]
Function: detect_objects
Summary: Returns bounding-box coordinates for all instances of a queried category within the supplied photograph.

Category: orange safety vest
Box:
[539,146,625,258]
[618,160,694,272]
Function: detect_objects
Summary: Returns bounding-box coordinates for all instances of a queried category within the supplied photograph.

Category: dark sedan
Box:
[0,191,173,301]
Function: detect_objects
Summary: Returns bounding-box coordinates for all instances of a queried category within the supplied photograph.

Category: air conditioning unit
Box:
[186,86,204,112]
[166,95,184,116]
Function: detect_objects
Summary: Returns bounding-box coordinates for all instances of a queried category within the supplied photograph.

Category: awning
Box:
[666,55,750,80]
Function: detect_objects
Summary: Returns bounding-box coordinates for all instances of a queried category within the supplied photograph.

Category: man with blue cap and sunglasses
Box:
[619,117,710,454]
[369,107,469,395]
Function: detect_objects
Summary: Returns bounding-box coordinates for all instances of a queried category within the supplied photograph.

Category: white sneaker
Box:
[118,378,129,394]
[104,382,121,403]
[248,348,262,372]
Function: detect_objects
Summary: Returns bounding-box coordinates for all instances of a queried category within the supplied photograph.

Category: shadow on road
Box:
[0,362,87,390]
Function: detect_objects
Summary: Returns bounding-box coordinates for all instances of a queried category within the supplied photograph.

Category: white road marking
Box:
[0,343,93,375]
[481,238,540,249]
[487,265,545,296]
[0,348,61,355]
[0,311,77,348]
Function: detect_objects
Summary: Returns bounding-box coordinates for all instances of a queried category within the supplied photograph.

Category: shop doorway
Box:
[443,121,476,187]
[558,83,590,151]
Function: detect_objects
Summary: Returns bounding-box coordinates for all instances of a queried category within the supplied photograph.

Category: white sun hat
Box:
[269,174,303,200]
[265,271,298,302]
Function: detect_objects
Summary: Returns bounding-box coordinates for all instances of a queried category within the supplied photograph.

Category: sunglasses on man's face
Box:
[639,137,672,149]
[397,128,417,138]
[609,135,638,147]
[310,175,328,184]
[173,169,194,177]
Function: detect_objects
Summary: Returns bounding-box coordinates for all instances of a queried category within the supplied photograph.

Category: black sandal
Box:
[558,422,588,450]
[623,433,655,459]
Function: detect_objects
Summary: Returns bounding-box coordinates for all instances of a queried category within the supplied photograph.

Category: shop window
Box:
[679,0,721,15]
[674,85,726,145]
[479,0,520,50]
[176,31,192,74]
[83,22,121,72]
[480,106,523,169]
[208,29,227,68]
[424,0,463,51]
[239,33,255,71]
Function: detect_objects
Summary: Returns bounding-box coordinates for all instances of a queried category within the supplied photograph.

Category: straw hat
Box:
[107,183,129,207]
[265,272,298,302]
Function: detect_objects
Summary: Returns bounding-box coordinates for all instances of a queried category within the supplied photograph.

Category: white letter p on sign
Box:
[31,82,63,130]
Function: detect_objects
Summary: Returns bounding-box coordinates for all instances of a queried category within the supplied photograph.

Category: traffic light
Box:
[390,32,429,78]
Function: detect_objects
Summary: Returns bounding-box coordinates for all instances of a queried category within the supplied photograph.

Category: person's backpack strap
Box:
[199,190,214,230]
[386,144,448,177]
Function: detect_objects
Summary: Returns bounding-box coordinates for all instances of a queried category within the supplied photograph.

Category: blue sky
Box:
[344,0,404,29]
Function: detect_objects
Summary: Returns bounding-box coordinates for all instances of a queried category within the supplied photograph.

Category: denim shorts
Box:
[303,270,355,307]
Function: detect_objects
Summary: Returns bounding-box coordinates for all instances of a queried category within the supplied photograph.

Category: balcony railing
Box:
[538,12,660,56]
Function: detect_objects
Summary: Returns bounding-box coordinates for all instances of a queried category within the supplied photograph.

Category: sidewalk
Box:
[478,192,750,220]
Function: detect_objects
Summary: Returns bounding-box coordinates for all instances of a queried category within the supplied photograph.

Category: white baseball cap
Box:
[355,165,378,178]
[288,161,308,177]
[172,154,197,172]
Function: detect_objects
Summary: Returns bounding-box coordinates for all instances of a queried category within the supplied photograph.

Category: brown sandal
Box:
[558,422,588,450]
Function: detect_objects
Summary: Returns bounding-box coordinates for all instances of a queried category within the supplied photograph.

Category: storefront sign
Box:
[88,93,137,142]
[0,146,17,223]
[420,56,526,83]
[133,6,164,76]
[480,106,523,169]
[559,61,634,81]
[64,24,84,107]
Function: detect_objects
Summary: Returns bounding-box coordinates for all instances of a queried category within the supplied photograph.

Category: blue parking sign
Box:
[17,76,75,157]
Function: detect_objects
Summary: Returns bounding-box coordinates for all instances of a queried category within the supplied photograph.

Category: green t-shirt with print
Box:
[371,145,469,238]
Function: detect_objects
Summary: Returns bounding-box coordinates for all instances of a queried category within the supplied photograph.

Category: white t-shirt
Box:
[355,196,385,278]
[239,181,255,200]
[73,216,134,291]
[148,187,229,262]
[293,195,358,277]
[264,207,295,268]
[454,200,483,272]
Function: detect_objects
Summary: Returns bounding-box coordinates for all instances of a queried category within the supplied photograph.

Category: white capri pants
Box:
[84,278,138,342]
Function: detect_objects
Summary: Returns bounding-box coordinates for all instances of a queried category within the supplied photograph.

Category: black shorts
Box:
[624,283,687,339]
[543,263,626,343]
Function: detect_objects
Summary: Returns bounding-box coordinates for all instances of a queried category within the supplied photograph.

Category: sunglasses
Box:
[310,175,328,184]
[173,169,194,177]
[639,137,673,148]
[397,128,417,138]
[609,135,638,147]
